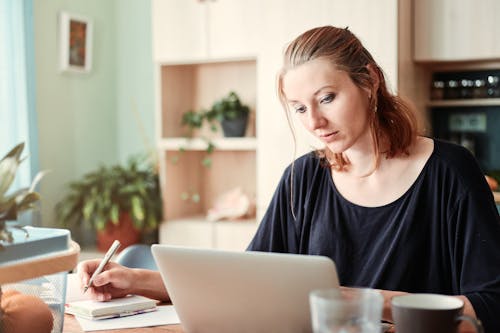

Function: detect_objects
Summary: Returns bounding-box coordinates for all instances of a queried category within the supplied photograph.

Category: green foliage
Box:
[0,142,44,244]
[181,91,250,134]
[205,91,250,122]
[55,155,162,232]
[181,110,205,136]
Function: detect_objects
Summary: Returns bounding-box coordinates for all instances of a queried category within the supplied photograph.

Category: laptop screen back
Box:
[152,245,339,333]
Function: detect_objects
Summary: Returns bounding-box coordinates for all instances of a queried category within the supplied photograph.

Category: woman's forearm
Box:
[130,269,170,302]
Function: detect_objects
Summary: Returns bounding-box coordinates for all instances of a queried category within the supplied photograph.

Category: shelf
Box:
[157,56,257,66]
[159,60,256,138]
[166,215,256,225]
[159,137,257,151]
[158,217,258,251]
[163,149,256,222]
[427,98,500,108]
[157,53,257,249]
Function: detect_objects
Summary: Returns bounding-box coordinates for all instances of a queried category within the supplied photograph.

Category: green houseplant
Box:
[0,142,43,247]
[181,90,250,139]
[55,154,162,252]
[205,91,250,137]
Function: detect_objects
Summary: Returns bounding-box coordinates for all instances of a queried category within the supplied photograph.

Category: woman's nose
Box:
[307,108,326,130]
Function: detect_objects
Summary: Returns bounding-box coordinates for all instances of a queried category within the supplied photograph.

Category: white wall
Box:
[33,0,154,231]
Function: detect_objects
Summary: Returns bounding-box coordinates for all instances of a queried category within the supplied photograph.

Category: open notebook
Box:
[65,274,157,320]
[65,294,157,320]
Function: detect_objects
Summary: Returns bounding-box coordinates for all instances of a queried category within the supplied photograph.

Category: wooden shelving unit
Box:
[155,59,258,251]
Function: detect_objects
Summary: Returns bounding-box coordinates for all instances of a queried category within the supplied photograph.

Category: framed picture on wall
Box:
[59,11,93,73]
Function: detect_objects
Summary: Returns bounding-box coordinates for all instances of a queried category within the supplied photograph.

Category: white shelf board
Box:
[156,56,257,66]
[427,98,500,108]
[159,137,257,151]
[158,216,258,251]
[163,215,257,225]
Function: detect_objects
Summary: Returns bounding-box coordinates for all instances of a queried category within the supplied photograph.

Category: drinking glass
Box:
[310,288,383,333]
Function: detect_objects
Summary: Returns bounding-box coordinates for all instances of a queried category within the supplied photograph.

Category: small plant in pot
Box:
[0,142,44,247]
[55,154,162,252]
[205,91,250,137]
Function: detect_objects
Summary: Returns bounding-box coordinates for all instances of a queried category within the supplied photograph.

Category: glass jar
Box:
[444,80,460,99]
[459,79,474,99]
[487,75,500,98]
[460,133,476,155]
[430,80,445,100]
[472,79,487,99]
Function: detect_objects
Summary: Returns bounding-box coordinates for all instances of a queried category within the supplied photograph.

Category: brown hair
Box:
[277,26,418,171]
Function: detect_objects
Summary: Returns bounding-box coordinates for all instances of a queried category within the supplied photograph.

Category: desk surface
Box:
[63,314,183,333]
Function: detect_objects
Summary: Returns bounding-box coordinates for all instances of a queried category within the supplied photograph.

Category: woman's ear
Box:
[366,64,380,93]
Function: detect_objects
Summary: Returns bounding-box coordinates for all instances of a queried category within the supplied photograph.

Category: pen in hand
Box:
[83,240,121,294]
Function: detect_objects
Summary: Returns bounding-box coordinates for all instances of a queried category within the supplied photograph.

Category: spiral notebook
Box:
[65,294,157,320]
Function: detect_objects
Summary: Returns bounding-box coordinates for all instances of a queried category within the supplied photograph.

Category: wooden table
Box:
[63,314,184,332]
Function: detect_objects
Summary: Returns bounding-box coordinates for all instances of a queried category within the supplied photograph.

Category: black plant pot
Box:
[221,113,249,137]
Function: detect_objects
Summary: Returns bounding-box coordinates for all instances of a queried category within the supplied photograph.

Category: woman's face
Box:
[282,58,372,154]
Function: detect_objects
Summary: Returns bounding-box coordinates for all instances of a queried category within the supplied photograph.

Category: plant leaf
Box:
[191,193,200,203]
[201,157,212,168]
[131,195,144,221]
[110,204,119,223]
[29,170,50,192]
[82,200,95,220]
[95,216,106,231]
[0,143,24,197]
[15,192,41,212]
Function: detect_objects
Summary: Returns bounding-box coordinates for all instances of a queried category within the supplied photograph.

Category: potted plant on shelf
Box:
[205,91,250,138]
[55,154,162,252]
[180,90,251,140]
[177,90,250,166]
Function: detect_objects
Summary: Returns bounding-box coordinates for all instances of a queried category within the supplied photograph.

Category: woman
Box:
[78,26,500,332]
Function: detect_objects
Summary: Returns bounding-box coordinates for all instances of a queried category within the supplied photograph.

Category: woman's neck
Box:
[341,134,383,178]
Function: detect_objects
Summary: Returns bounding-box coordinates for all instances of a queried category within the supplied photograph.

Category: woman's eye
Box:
[294,105,307,114]
[320,93,335,104]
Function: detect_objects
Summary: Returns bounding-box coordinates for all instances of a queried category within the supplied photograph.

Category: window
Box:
[0,0,39,192]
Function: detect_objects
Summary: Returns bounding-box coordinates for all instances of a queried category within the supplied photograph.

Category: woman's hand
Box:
[77,260,137,301]
[76,259,170,302]
[339,287,407,323]
[372,288,408,322]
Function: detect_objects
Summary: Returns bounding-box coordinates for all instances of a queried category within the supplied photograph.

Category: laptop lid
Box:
[151,244,339,333]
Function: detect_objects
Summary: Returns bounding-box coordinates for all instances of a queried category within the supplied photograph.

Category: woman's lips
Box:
[318,131,338,143]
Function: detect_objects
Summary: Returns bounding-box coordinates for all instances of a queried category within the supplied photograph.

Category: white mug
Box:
[391,294,483,333]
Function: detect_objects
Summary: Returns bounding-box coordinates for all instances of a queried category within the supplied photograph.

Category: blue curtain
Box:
[0,0,39,192]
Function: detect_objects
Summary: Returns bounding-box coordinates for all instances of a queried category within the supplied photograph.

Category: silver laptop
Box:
[151,244,339,333]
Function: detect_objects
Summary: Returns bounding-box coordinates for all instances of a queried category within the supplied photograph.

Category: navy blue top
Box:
[248,139,500,332]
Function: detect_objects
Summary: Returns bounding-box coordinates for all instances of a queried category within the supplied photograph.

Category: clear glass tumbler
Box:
[310,288,383,333]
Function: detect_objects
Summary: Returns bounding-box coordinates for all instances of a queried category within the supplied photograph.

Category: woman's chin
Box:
[324,143,345,155]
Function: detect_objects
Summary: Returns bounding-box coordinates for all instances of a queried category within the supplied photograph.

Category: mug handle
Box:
[456,315,484,333]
